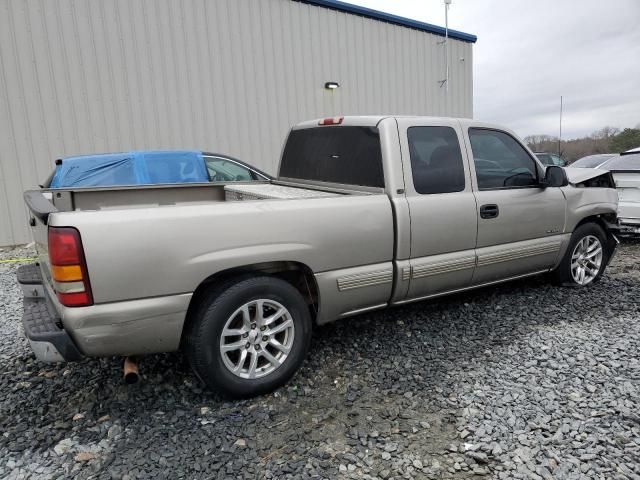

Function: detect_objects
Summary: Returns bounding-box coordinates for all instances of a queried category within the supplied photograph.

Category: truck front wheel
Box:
[549,222,609,287]
[185,276,312,399]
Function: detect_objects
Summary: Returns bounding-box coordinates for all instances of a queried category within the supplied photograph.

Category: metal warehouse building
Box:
[0,0,476,246]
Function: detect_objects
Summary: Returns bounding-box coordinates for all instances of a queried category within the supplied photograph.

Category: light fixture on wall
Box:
[324,82,340,90]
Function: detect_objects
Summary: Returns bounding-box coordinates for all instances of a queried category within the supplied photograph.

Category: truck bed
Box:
[30,181,351,215]
[25,180,394,312]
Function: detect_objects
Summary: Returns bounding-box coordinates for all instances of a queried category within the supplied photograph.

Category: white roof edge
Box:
[293,115,500,130]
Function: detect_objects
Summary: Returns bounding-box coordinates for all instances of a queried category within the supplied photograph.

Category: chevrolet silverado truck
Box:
[18,116,619,398]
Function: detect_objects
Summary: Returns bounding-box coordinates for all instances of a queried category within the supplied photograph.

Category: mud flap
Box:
[604,230,620,267]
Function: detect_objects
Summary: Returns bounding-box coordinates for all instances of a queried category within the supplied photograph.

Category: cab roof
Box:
[293,115,508,132]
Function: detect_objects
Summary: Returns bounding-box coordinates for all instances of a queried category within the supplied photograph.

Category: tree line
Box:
[524,125,640,163]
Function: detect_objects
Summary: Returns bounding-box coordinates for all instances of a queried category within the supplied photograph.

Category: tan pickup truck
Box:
[18,116,619,398]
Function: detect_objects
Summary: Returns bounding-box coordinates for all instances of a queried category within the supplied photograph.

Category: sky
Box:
[350,0,640,140]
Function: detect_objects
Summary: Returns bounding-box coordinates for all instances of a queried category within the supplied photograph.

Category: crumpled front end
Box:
[564,166,640,235]
[564,166,616,188]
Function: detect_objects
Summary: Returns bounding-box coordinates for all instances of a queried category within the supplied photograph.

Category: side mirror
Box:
[542,165,569,188]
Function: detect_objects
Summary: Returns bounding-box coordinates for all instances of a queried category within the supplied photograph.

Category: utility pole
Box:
[444,0,450,93]
[439,0,452,91]
[558,96,563,157]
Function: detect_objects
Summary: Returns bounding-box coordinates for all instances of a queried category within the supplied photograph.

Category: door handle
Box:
[480,204,499,219]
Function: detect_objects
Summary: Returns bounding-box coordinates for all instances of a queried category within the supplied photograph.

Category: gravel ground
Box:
[0,241,639,480]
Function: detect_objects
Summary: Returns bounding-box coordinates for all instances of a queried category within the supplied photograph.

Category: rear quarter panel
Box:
[48,194,394,304]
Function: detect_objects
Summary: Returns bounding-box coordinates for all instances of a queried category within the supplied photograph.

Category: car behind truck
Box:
[19,116,619,398]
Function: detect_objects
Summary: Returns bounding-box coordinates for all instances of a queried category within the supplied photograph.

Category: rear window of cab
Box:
[280,127,384,188]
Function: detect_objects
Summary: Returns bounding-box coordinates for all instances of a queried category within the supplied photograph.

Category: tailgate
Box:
[23,190,57,284]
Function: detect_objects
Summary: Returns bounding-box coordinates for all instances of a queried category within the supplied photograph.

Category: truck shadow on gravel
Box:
[2,259,638,479]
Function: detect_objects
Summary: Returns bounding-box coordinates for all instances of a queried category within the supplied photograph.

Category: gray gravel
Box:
[0,240,639,480]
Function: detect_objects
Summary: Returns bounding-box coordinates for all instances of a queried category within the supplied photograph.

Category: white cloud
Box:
[348,0,640,139]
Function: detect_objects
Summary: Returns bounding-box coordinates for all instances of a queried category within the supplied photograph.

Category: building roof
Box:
[297,0,477,43]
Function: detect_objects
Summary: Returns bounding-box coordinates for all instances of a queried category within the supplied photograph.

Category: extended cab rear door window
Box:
[407,126,466,194]
[468,128,539,190]
[280,126,384,187]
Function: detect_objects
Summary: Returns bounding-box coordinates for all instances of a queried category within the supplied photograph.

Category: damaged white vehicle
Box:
[571,152,640,235]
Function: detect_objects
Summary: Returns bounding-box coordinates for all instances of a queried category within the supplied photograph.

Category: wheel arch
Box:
[180,261,319,348]
[573,213,617,234]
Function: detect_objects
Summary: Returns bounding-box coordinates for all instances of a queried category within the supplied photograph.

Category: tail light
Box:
[48,227,93,307]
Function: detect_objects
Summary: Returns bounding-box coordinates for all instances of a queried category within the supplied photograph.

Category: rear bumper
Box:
[17,264,191,360]
[17,264,83,362]
[60,293,191,357]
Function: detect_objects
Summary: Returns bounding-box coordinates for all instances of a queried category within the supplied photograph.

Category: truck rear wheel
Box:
[549,223,608,287]
[185,276,312,399]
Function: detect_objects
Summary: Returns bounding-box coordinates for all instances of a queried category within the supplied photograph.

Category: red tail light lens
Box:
[49,227,82,264]
[48,227,93,307]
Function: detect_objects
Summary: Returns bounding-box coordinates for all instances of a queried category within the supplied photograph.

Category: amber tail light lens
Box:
[48,227,93,307]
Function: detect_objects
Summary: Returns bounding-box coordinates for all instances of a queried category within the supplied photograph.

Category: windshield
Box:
[571,154,616,168]
[536,153,552,166]
[536,153,565,166]
[550,154,565,166]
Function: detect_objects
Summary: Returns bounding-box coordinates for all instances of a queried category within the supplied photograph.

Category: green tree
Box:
[609,128,640,153]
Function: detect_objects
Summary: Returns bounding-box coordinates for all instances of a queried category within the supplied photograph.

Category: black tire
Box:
[549,222,609,287]
[185,276,312,399]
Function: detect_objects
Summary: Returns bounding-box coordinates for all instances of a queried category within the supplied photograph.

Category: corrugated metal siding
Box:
[0,0,473,246]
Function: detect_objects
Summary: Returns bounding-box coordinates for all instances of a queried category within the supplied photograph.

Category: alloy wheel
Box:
[219,299,295,379]
[570,235,603,285]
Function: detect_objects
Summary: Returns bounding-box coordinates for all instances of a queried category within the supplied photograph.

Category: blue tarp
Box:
[49,151,208,188]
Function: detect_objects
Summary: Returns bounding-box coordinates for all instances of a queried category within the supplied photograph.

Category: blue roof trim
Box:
[296,0,477,43]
